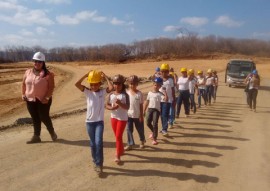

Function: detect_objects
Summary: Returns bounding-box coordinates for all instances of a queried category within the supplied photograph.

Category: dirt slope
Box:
[0,59,270,191]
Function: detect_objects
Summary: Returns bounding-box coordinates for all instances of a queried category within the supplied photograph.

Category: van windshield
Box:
[228,61,254,78]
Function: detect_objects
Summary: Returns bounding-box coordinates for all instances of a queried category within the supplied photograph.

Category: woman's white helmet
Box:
[32,52,45,62]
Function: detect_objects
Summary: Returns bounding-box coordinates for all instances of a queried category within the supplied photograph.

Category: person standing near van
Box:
[75,70,113,175]
[245,70,260,112]
[22,52,57,144]
[205,69,215,105]
[125,75,146,151]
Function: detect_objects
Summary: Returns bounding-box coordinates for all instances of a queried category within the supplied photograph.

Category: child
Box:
[205,69,215,105]
[188,69,197,114]
[197,70,207,108]
[176,67,190,118]
[105,74,129,163]
[143,77,167,145]
[125,75,146,151]
[75,70,113,175]
[168,67,178,128]
[159,63,175,135]
[212,70,219,103]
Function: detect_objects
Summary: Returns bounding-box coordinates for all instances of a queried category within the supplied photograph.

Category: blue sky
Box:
[0,0,270,49]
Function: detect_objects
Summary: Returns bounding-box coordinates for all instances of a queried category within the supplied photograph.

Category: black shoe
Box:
[50,132,58,141]
[26,135,41,144]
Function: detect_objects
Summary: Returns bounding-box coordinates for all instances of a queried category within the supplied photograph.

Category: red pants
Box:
[111,118,127,158]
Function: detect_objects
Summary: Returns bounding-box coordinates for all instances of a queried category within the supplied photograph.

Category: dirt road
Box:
[0,60,270,191]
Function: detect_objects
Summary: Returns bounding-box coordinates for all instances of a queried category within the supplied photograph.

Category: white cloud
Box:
[180,17,208,27]
[92,16,107,23]
[0,1,54,26]
[36,27,48,35]
[0,1,26,12]
[56,15,80,25]
[19,29,34,36]
[111,17,125,25]
[214,15,243,27]
[0,9,54,26]
[35,0,71,4]
[164,25,182,32]
[110,17,134,26]
[56,10,107,25]
[0,33,55,47]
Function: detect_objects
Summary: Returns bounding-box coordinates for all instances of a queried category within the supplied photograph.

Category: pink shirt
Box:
[23,69,54,102]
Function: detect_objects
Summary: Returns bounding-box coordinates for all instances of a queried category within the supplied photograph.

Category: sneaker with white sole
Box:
[161,130,168,136]
[124,145,133,151]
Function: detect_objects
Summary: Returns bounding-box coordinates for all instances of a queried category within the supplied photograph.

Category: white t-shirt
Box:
[147,91,163,111]
[205,76,215,86]
[177,77,189,90]
[84,88,106,122]
[189,78,197,94]
[159,78,174,103]
[109,92,128,121]
[197,76,206,89]
[127,89,143,118]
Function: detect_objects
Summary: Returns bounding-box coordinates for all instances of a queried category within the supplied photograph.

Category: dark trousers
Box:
[176,90,190,116]
[248,89,258,109]
[26,99,55,136]
[146,108,160,140]
[190,94,196,113]
[126,117,145,145]
[206,85,214,104]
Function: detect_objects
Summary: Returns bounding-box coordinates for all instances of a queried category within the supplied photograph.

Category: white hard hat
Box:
[32,52,45,62]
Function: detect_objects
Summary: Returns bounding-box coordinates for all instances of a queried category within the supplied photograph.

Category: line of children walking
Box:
[74,65,218,176]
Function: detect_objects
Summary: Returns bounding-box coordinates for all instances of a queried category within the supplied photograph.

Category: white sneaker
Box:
[168,124,173,129]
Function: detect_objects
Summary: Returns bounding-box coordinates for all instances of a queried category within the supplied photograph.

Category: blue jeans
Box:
[176,90,190,116]
[190,94,196,113]
[126,117,145,146]
[168,102,175,125]
[198,88,206,107]
[160,102,171,132]
[86,121,104,167]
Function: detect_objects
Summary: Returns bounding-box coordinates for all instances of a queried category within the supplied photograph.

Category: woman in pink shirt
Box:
[21,52,57,144]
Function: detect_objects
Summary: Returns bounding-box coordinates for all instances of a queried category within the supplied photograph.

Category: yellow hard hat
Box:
[87,70,102,83]
[207,68,212,73]
[188,69,194,74]
[197,70,203,74]
[160,63,170,71]
[180,67,187,72]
